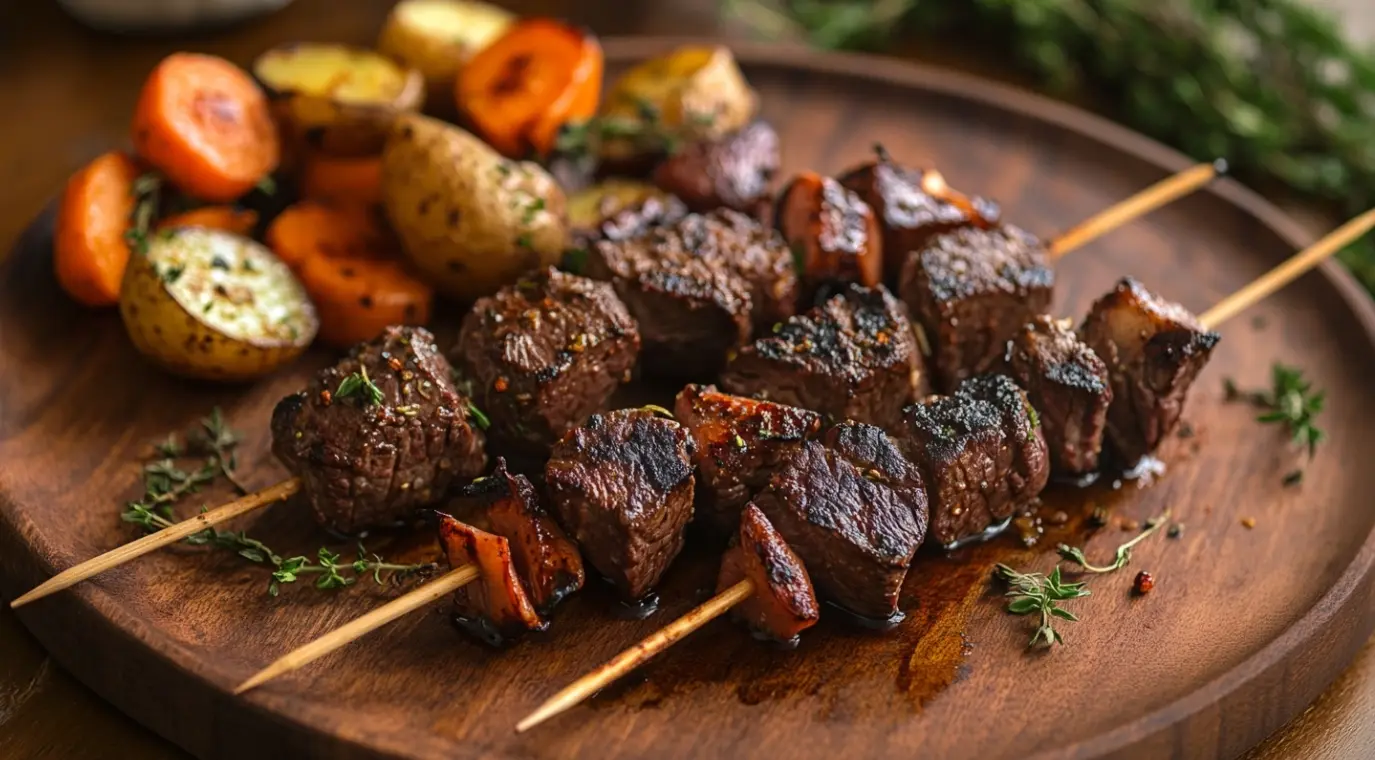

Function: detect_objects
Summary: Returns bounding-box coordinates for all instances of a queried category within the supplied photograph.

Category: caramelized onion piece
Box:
[435,512,545,646]
[716,503,819,644]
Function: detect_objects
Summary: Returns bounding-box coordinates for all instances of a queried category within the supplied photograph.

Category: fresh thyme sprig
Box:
[1057,510,1172,574]
[555,99,687,161]
[124,172,163,255]
[994,564,1090,649]
[336,365,384,406]
[1224,363,1326,459]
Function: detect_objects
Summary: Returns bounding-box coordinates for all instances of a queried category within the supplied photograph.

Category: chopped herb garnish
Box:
[125,172,163,255]
[561,247,589,275]
[516,232,534,249]
[160,265,184,284]
[1057,509,1171,574]
[639,404,675,419]
[467,402,491,430]
[335,366,384,406]
[255,176,277,195]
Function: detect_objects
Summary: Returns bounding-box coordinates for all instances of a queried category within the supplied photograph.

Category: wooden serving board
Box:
[3,39,1374,760]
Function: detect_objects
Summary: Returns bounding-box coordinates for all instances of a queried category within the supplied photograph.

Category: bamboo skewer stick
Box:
[233,564,480,695]
[1198,207,1375,329]
[1048,160,1227,259]
[515,579,755,733]
[10,478,301,609]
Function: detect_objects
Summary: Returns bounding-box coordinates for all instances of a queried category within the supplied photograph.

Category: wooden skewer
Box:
[10,478,301,609]
[515,578,755,733]
[1048,160,1226,259]
[1198,207,1375,329]
[234,563,480,695]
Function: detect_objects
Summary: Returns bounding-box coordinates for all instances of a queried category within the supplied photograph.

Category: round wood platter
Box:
[3,38,1375,760]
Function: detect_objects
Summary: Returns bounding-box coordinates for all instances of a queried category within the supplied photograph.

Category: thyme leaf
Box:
[1056,509,1172,574]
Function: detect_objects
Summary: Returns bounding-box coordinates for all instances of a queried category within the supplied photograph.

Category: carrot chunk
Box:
[299,152,383,208]
[156,206,258,236]
[53,151,141,307]
[298,255,433,348]
[264,201,394,269]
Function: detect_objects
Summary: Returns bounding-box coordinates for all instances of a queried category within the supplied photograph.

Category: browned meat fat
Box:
[837,145,1000,286]
[1079,277,1220,464]
[435,512,545,646]
[753,422,928,621]
[653,120,780,217]
[474,459,585,615]
[1003,315,1112,475]
[455,268,640,459]
[544,409,697,600]
[720,283,927,429]
[717,504,820,644]
[270,326,486,534]
[900,224,1054,391]
[674,384,823,533]
[775,171,883,301]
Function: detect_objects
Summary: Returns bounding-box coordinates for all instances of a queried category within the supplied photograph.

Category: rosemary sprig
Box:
[124,172,163,255]
[994,564,1090,649]
[1224,363,1326,459]
[1057,510,1172,574]
[336,365,384,406]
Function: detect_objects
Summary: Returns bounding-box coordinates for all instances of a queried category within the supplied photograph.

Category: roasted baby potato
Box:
[376,0,514,113]
[253,43,423,157]
[652,120,779,216]
[381,113,567,301]
[120,228,318,381]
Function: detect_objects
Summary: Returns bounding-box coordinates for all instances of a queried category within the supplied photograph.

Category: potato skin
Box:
[376,0,514,114]
[119,229,317,382]
[381,113,567,301]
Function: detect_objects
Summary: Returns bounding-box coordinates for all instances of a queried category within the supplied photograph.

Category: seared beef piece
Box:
[776,171,883,301]
[720,284,927,429]
[270,326,486,534]
[544,409,697,600]
[899,224,1054,391]
[436,512,546,646]
[1003,315,1112,474]
[1079,277,1221,464]
[717,504,820,643]
[567,184,689,254]
[899,376,1049,547]
[614,258,752,378]
[838,145,1000,286]
[470,459,586,615]
[456,268,640,457]
[674,384,823,533]
[753,421,927,620]
[653,121,780,217]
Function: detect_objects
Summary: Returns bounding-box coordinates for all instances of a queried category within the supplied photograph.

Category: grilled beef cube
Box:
[566,181,689,255]
[838,145,1000,286]
[900,224,1054,391]
[270,326,486,534]
[545,409,697,600]
[721,284,926,429]
[456,268,640,457]
[1003,316,1112,474]
[717,504,820,643]
[436,512,546,646]
[776,171,883,301]
[674,384,823,533]
[472,459,586,615]
[956,374,1050,499]
[615,258,752,377]
[753,422,928,621]
[653,121,780,217]
[1079,277,1221,464]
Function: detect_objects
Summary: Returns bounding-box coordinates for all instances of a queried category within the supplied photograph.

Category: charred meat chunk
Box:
[545,409,697,600]
[270,326,486,534]
[776,171,883,301]
[436,512,546,646]
[469,459,585,615]
[900,224,1054,391]
[566,180,689,255]
[456,268,640,457]
[956,374,1050,501]
[611,258,752,378]
[753,421,928,621]
[838,145,999,286]
[653,121,780,217]
[721,283,927,429]
[1079,277,1220,464]
[674,384,823,533]
[717,504,820,644]
[1003,316,1112,474]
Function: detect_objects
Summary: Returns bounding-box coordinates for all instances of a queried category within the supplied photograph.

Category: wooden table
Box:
[0,1,1370,757]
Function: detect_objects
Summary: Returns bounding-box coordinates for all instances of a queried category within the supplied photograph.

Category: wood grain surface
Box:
[2,37,1375,760]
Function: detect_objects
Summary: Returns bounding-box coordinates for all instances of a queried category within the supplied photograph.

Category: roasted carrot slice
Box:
[299,152,383,208]
[264,201,394,269]
[132,53,279,202]
[156,206,258,236]
[53,151,141,307]
[457,18,602,157]
[298,255,433,348]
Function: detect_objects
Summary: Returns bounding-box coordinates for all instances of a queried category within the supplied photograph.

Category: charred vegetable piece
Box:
[545,409,697,600]
[566,180,687,247]
[775,171,883,299]
[652,120,780,216]
[674,384,823,533]
[1079,277,1220,464]
[435,512,546,646]
[716,504,820,644]
[479,459,586,615]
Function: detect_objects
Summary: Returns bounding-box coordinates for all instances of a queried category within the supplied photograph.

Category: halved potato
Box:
[376,0,514,112]
[120,228,318,381]
[254,43,423,157]
[566,179,672,231]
